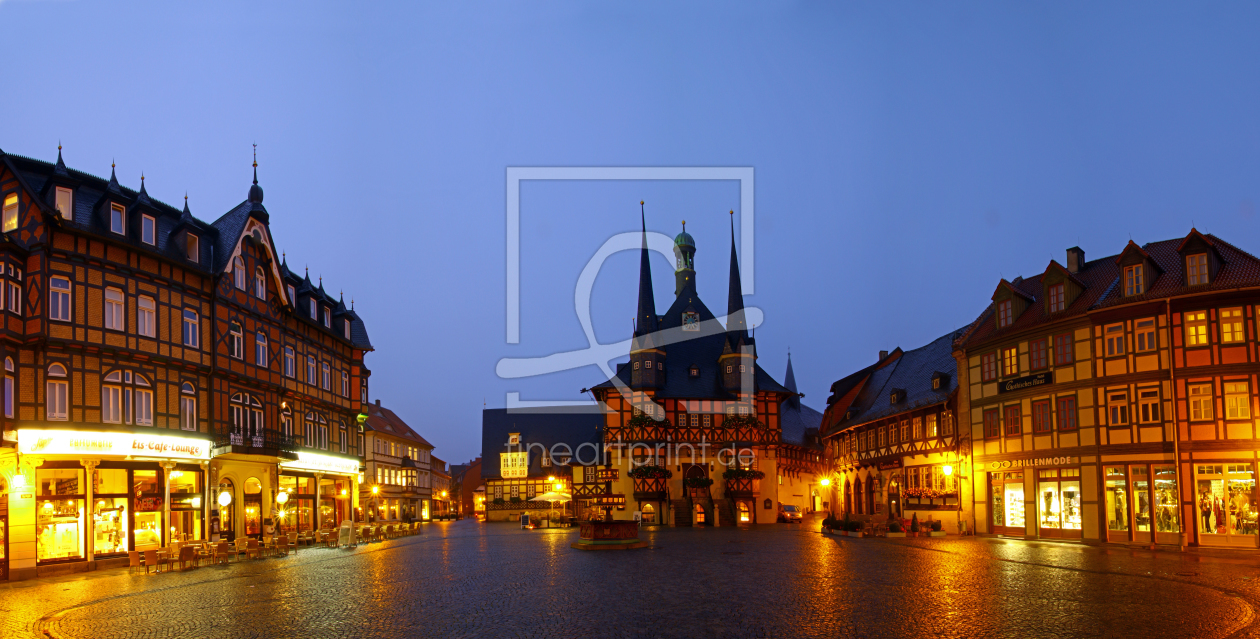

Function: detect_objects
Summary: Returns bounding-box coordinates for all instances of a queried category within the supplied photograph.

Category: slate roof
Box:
[779,354,824,447]
[590,218,790,400]
[363,401,434,448]
[1,148,373,351]
[833,328,965,432]
[958,232,1260,349]
[481,408,604,480]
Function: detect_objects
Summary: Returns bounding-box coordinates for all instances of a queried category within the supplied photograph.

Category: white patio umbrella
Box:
[529,492,572,527]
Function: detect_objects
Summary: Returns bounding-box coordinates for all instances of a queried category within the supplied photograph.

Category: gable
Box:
[225,217,290,307]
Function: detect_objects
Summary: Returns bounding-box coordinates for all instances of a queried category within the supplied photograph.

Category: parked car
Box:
[778,504,803,523]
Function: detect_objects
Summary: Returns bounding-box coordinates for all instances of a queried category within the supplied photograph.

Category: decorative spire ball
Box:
[682,220,686,232]
[248,143,264,204]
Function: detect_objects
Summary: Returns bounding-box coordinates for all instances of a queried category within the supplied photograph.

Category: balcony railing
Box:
[214,429,301,455]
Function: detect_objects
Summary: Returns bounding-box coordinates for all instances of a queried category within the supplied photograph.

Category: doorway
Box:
[990,471,1025,536]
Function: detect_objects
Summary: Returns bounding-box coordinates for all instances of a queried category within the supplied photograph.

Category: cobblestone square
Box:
[3,517,1260,639]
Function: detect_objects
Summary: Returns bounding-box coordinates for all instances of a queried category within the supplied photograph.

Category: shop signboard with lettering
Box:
[988,456,1078,471]
[279,451,361,475]
[17,428,211,460]
[998,372,1053,394]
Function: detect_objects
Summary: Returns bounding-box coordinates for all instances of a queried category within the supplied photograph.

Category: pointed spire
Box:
[634,201,658,339]
[181,193,192,217]
[107,160,120,192]
[784,352,800,408]
[136,173,150,203]
[727,210,747,338]
[54,142,68,175]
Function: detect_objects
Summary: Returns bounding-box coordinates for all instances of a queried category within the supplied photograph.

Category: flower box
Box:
[929,531,947,537]
[886,532,907,538]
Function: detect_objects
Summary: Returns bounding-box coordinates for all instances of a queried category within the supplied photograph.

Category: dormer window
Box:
[186,234,199,263]
[142,215,156,245]
[287,284,296,305]
[344,319,351,340]
[55,187,74,220]
[310,298,317,319]
[110,203,125,234]
[889,389,904,405]
[997,300,1013,328]
[323,307,330,327]
[932,377,941,390]
[1048,283,1065,313]
[689,365,699,378]
[932,372,949,390]
[1187,253,1208,286]
[233,256,246,289]
[1124,264,1144,296]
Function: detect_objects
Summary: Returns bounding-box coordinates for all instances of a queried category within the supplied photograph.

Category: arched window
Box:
[233,256,246,290]
[102,369,153,426]
[230,392,265,442]
[642,502,656,524]
[180,382,197,431]
[47,363,68,420]
[255,266,266,299]
[280,404,293,441]
[255,332,268,367]
[3,356,13,418]
[737,501,750,523]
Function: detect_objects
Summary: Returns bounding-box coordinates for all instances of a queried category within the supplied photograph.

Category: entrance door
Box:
[1104,466,1130,542]
[685,464,708,500]
[1196,463,1258,547]
[990,471,1025,536]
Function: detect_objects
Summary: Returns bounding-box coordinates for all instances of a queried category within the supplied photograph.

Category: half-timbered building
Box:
[0,147,370,580]
[822,329,968,532]
[586,212,793,526]
[956,231,1260,548]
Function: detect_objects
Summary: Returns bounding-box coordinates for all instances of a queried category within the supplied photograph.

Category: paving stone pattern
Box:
[2,517,1260,638]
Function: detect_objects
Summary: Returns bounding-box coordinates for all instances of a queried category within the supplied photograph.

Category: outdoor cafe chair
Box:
[246,539,261,560]
[177,546,197,571]
[234,537,249,560]
[128,551,143,575]
[143,549,169,574]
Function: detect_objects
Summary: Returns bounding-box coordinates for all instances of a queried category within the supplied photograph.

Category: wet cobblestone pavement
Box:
[5,515,1260,638]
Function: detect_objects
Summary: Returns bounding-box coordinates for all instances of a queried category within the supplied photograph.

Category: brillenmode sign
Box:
[989,456,1078,470]
[998,372,1052,394]
[17,429,211,460]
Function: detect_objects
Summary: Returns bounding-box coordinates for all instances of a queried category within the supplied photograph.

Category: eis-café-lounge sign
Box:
[18,429,210,460]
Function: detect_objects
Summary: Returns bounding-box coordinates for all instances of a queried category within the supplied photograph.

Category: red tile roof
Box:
[958,231,1260,349]
[363,401,434,448]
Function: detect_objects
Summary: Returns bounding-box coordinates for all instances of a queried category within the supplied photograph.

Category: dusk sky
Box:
[3,2,1259,464]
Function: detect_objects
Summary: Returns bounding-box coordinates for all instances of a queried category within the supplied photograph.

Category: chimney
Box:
[375,399,381,407]
[1066,247,1085,274]
[879,350,888,361]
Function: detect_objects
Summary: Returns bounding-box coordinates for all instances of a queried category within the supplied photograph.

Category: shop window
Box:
[1105,323,1125,357]
[1135,319,1157,352]
[1225,382,1251,419]
[1152,465,1180,534]
[37,467,85,562]
[1221,308,1245,344]
[1104,467,1128,534]
[1138,388,1161,423]
[1037,468,1082,533]
[1003,405,1021,437]
[1189,384,1214,421]
[1001,346,1018,377]
[1029,338,1048,370]
[981,353,996,382]
[1196,464,1257,538]
[1031,400,1051,433]
[1107,391,1129,426]
[983,409,1000,438]
[990,471,1025,532]
[1185,311,1208,347]
[1054,333,1074,366]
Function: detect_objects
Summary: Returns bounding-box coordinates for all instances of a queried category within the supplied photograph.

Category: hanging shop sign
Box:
[988,456,1078,471]
[998,372,1053,394]
[17,428,211,460]
[279,451,361,475]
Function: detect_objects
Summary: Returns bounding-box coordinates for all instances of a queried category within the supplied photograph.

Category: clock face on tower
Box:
[682,311,700,332]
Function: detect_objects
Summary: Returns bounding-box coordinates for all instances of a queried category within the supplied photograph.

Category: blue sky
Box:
[3,2,1259,464]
